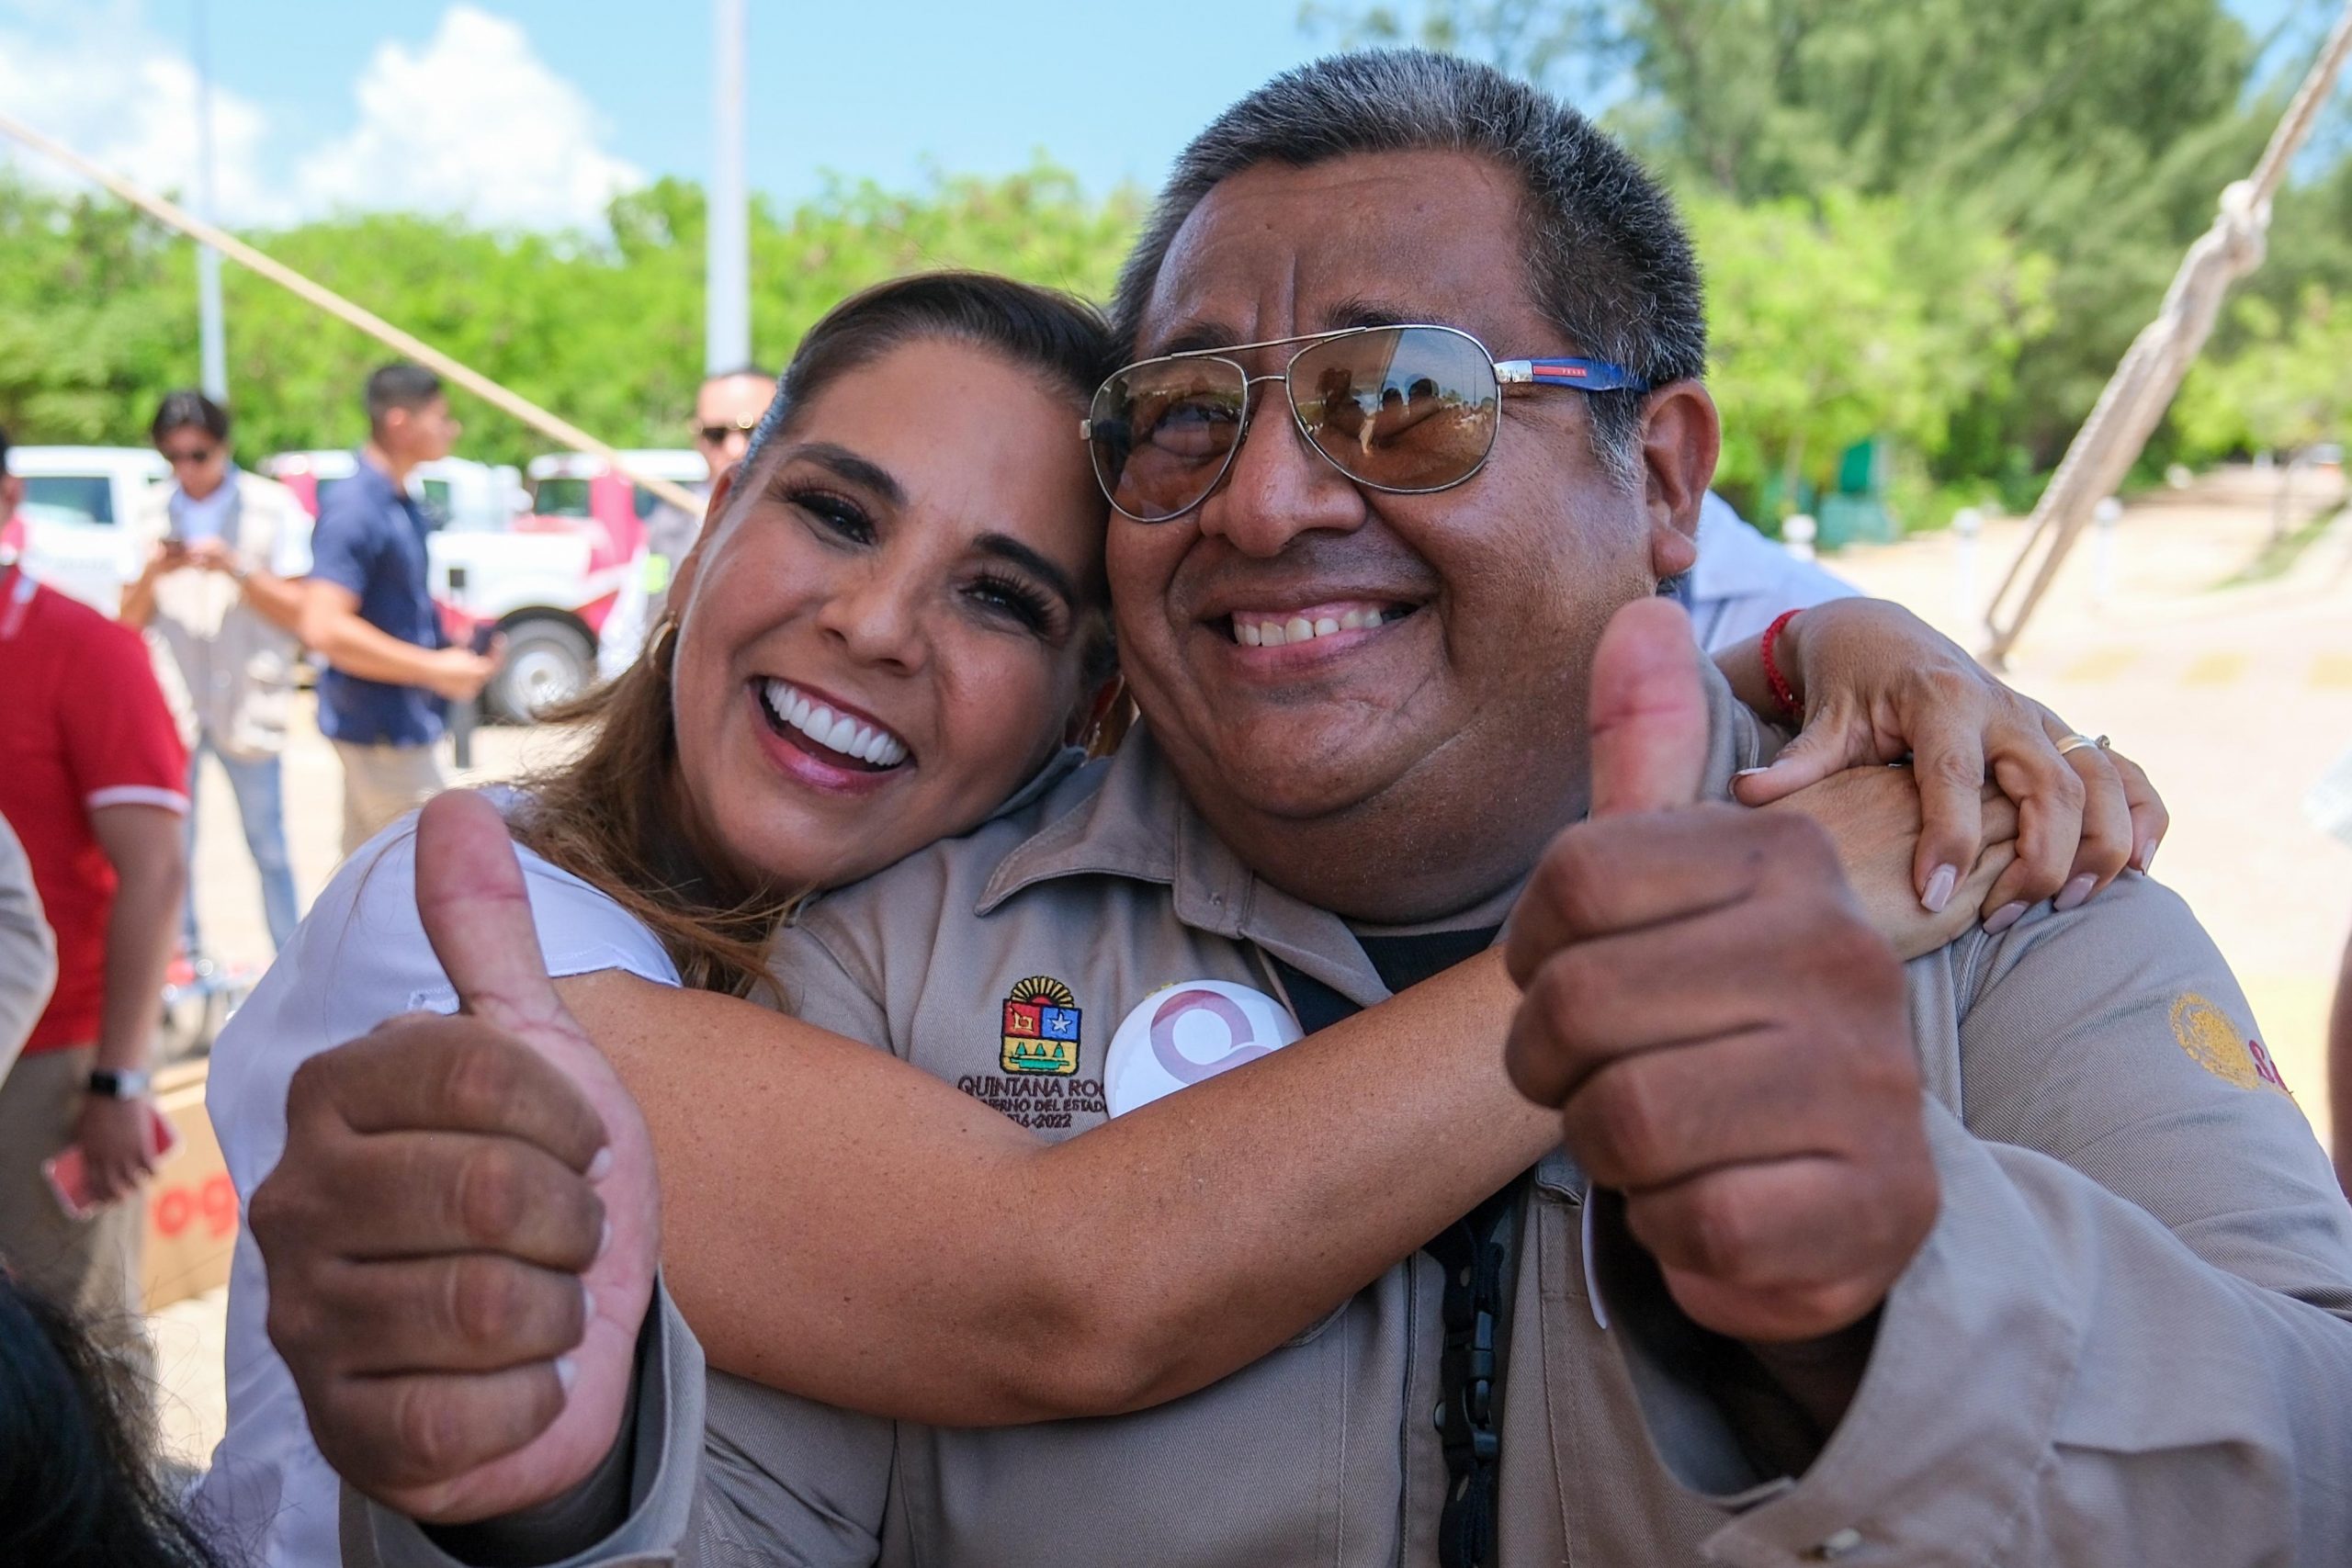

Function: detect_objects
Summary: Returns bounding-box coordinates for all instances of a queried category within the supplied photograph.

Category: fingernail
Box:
[581,1280,597,1328]
[595,1216,612,1263]
[555,1356,578,1393]
[1920,863,1958,914]
[1984,901,2029,935]
[2054,874,2097,912]
[1734,766,1770,778]
[586,1146,614,1182]
[2136,838,2158,874]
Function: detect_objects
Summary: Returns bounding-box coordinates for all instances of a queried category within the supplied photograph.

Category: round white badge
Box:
[1103,980,1306,1117]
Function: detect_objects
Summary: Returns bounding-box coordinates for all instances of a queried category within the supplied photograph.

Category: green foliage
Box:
[2177,287,2352,457]
[1303,0,2352,521]
[0,160,1141,468]
[1688,190,2051,519]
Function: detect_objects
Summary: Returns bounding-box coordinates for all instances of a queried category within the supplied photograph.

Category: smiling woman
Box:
[503,273,1121,994]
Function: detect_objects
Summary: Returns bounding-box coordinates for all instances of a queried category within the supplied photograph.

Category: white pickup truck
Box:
[2,445,172,613]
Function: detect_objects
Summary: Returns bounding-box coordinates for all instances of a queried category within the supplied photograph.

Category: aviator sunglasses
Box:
[1080,322,1649,524]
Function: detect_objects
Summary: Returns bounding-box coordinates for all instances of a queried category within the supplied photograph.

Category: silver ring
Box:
[2055,733,2110,758]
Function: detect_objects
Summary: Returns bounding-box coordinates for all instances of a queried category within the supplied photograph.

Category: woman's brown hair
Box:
[509,272,1121,996]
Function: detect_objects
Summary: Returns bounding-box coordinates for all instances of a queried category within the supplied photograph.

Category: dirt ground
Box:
[150,466,2352,1474]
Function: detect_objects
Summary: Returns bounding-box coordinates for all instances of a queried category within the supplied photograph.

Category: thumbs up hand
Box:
[1503,599,1939,1349]
[251,791,661,1524]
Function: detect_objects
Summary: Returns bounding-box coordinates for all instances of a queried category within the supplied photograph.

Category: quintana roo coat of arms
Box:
[1001,976,1081,1076]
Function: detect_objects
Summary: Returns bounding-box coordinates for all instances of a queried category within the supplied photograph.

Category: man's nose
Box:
[1194,383,1364,558]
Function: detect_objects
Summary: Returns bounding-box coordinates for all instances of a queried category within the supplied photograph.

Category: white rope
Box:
[0,107,706,517]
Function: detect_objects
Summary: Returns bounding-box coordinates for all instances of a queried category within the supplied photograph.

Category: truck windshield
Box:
[533,478,594,517]
[23,476,113,525]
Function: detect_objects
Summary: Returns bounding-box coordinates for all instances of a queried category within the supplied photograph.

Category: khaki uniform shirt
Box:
[353,673,2352,1568]
[127,470,309,760]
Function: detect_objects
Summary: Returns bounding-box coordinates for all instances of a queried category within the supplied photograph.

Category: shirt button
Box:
[1808,1528,1865,1560]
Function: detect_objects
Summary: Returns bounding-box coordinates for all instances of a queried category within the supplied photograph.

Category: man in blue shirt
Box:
[300,366,498,854]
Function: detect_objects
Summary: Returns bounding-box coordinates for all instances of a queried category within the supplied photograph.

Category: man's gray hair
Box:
[1113,50,1706,480]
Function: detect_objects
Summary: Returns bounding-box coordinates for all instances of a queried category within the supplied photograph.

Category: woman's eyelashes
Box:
[782,484,876,546]
[966,569,1059,636]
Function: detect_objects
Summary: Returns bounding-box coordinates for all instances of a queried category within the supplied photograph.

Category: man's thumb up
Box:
[1585,596,1709,819]
[417,790,568,1040]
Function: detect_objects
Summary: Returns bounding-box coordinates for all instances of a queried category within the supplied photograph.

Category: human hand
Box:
[182,537,237,574]
[1733,598,2168,921]
[143,540,189,578]
[1505,597,1939,1344]
[72,1094,158,1205]
[1758,767,2019,960]
[424,643,502,703]
[250,790,660,1523]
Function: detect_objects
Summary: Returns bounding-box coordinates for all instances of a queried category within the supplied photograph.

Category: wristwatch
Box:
[86,1067,152,1100]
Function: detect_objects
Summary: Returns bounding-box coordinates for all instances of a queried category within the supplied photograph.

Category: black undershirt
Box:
[1270,926,1521,1568]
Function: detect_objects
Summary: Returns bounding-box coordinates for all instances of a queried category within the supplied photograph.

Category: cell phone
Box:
[469,622,500,657]
[42,1104,181,1221]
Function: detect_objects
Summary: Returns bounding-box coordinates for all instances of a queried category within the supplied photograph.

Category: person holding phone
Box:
[122,390,314,955]
[0,423,188,1403]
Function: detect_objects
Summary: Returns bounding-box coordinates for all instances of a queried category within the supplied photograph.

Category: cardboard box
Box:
[141,1057,238,1311]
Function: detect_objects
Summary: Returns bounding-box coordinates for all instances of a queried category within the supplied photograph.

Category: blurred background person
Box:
[0,1270,230,1568]
[0,423,189,1402]
[594,364,775,681]
[299,365,498,854]
[120,390,313,957]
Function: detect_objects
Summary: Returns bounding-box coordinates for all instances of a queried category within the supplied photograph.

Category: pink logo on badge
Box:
[1104,980,1305,1115]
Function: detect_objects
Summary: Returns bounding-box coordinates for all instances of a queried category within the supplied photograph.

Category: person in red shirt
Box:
[0,424,188,1391]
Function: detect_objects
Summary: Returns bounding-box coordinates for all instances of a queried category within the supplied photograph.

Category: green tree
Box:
[0,160,1140,469]
[1302,0,2348,507]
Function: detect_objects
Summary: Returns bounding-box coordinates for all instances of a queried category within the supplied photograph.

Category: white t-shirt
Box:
[1686,491,1860,654]
[190,795,679,1568]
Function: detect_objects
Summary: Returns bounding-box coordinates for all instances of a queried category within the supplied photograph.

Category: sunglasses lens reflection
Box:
[1290,327,1498,494]
[1089,328,1504,521]
[1088,358,1249,524]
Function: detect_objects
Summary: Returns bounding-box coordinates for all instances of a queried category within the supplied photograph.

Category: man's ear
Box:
[1635,379,1718,583]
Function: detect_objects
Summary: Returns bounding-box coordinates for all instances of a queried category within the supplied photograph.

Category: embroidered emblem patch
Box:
[2169,993,2290,1095]
[1001,976,1082,1076]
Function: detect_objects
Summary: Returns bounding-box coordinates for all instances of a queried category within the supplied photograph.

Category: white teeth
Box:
[1235,607,1398,649]
[759,680,909,768]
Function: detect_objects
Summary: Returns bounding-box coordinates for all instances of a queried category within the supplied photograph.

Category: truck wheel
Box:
[486,616,594,723]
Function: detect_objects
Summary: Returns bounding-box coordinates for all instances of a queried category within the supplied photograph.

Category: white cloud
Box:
[0,2,641,232]
[293,6,644,231]
[0,0,288,225]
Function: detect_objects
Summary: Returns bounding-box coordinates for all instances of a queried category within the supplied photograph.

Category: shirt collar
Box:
[977,659,1770,1004]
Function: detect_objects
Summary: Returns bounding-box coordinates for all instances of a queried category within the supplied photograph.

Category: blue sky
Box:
[0,0,2326,230]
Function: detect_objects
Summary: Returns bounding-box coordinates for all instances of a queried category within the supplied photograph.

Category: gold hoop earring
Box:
[648,617,679,670]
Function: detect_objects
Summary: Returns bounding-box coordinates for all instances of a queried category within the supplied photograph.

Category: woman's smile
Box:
[745,679,912,796]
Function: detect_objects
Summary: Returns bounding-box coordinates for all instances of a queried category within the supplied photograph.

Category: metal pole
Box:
[706,0,751,373]
[194,0,228,400]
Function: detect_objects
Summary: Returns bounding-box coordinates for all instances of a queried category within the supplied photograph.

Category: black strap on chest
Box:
[1269,929,1521,1568]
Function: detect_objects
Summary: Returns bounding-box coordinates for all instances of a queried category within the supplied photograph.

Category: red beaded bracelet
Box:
[1760,608,1804,725]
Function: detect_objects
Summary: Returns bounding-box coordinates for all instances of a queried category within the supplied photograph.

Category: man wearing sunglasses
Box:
[597,366,776,680]
[121,390,313,954]
[300,51,2351,1568]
